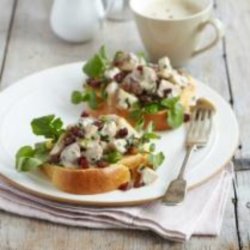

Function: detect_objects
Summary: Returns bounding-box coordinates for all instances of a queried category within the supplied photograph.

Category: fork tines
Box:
[187,105,214,147]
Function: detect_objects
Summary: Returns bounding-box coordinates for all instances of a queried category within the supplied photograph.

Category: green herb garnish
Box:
[105,151,122,163]
[100,88,108,100]
[161,97,184,128]
[86,90,98,109]
[129,109,142,120]
[136,51,148,62]
[139,122,160,146]
[83,45,109,78]
[129,96,185,129]
[149,152,165,169]
[161,96,180,108]
[16,115,63,172]
[144,103,160,114]
[31,115,64,141]
[149,143,156,152]
[135,117,145,131]
[71,89,98,109]
[15,143,49,172]
[113,51,124,62]
[71,91,86,104]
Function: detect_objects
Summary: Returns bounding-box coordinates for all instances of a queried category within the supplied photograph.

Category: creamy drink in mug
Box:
[130,0,224,66]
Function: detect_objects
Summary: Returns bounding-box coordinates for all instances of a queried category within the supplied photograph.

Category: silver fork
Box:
[162,98,215,205]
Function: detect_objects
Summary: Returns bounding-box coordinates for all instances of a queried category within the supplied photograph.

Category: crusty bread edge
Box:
[42,153,150,195]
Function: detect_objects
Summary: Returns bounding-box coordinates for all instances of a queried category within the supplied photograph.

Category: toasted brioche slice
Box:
[42,154,150,194]
[88,78,196,131]
[42,164,130,194]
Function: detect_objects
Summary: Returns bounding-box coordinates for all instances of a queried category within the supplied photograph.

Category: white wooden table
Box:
[0,0,249,249]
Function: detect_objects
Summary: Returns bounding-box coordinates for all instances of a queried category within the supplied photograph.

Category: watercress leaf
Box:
[129,109,142,120]
[149,143,156,152]
[145,121,155,133]
[83,46,109,78]
[135,117,145,131]
[161,96,180,109]
[73,88,99,109]
[71,91,84,104]
[149,152,165,169]
[139,122,159,143]
[83,54,105,78]
[136,51,148,62]
[142,132,160,141]
[99,45,108,62]
[34,142,50,161]
[144,103,160,114]
[129,108,145,130]
[131,101,141,110]
[31,115,55,136]
[31,115,64,141]
[167,103,184,128]
[15,145,48,172]
[16,146,34,163]
[82,92,90,101]
[35,142,47,151]
[16,157,44,172]
[100,87,108,100]
[87,90,98,109]
[105,151,122,163]
[161,96,184,128]
[52,118,63,131]
[113,51,124,62]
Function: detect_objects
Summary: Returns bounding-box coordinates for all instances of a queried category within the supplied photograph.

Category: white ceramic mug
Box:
[130,0,224,66]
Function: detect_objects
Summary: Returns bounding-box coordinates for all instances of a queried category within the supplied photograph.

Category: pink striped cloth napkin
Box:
[0,164,233,242]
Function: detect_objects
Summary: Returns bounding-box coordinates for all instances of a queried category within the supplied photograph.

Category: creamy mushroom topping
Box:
[127,66,158,94]
[104,67,120,79]
[140,167,158,185]
[85,140,103,163]
[16,111,164,190]
[157,79,181,98]
[49,113,143,169]
[103,52,193,111]
[158,57,173,79]
[72,48,196,130]
[114,52,145,71]
[117,88,139,109]
[76,50,194,113]
[106,81,118,95]
[60,143,81,168]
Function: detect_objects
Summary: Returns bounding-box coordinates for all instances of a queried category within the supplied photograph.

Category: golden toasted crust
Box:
[41,154,150,194]
[88,78,196,131]
[42,164,130,194]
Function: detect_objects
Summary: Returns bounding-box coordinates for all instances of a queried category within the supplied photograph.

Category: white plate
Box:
[0,63,239,206]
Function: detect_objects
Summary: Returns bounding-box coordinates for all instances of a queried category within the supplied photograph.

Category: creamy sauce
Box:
[142,0,201,20]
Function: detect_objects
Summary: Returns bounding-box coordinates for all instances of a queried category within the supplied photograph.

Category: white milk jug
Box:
[50,0,107,42]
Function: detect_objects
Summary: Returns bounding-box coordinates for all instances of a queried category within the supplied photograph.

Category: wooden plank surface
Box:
[1,0,229,100]
[217,0,250,159]
[0,0,143,89]
[235,167,250,250]
[0,0,249,249]
[0,195,237,250]
[0,0,15,79]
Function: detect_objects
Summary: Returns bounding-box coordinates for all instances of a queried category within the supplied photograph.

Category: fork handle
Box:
[177,145,195,179]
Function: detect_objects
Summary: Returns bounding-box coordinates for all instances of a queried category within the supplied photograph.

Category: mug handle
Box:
[192,18,225,57]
